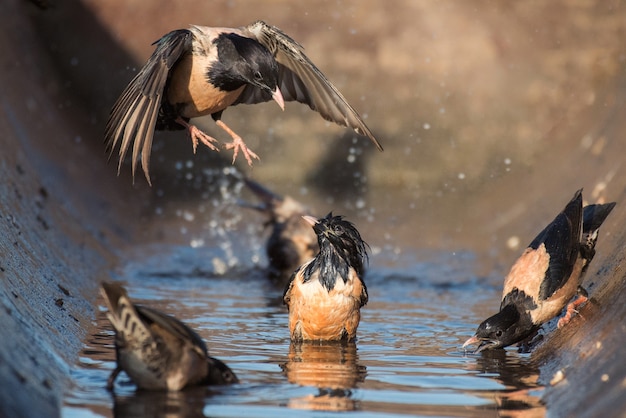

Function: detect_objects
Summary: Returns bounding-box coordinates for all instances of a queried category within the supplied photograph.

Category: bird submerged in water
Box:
[100,282,238,391]
[240,178,318,280]
[283,213,369,342]
[105,21,383,184]
[463,189,615,353]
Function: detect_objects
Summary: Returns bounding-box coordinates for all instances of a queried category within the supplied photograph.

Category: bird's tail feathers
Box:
[580,200,616,264]
[100,282,151,342]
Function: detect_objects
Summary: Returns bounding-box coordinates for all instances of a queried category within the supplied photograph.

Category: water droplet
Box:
[190,238,204,248]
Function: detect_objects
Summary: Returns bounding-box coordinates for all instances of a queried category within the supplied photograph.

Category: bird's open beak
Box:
[462,335,498,353]
[462,335,480,350]
[302,215,318,227]
[272,87,285,111]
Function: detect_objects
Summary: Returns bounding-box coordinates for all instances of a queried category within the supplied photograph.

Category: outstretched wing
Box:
[237,21,382,151]
[105,29,193,184]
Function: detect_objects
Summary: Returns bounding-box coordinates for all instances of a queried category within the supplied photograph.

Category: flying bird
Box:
[105,21,383,184]
[463,189,615,353]
[239,178,318,279]
[100,282,238,391]
[283,213,369,341]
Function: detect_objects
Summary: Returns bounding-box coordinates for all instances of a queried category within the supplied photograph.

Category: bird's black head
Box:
[204,356,239,385]
[210,32,280,94]
[302,213,369,291]
[463,304,535,353]
[313,213,368,273]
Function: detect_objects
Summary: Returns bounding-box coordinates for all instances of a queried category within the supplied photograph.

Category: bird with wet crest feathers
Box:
[283,213,369,342]
[304,213,369,289]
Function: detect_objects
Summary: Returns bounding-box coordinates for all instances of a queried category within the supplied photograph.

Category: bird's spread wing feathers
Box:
[105,29,193,184]
[238,21,382,151]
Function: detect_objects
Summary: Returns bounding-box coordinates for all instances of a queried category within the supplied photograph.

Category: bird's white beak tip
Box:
[272,88,285,111]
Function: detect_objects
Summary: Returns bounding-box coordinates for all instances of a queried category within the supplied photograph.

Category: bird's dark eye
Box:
[495,330,503,338]
[333,225,343,235]
[254,71,263,81]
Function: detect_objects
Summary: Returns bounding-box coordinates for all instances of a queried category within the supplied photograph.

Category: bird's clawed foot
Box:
[557,292,589,329]
[176,117,220,154]
[215,120,260,166]
[223,135,260,166]
[190,127,220,154]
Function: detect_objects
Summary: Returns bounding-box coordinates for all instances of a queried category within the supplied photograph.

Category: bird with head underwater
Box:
[463,189,615,353]
[100,282,238,391]
[283,212,369,342]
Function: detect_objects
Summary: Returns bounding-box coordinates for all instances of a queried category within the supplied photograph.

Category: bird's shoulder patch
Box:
[502,245,550,303]
[167,49,246,117]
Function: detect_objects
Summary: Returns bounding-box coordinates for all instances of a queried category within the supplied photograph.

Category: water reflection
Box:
[64,255,550,417]
[467,349,545,416]
[281,341,367,411]
[112,388,207,418]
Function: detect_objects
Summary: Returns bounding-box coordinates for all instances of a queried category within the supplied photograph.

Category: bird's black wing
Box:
[104,29,193,184]
[237,21,383,151]
[532,190,583,300]
[282,267,302,306]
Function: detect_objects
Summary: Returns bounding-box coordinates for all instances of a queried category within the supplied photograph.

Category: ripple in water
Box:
[63,247,544,417]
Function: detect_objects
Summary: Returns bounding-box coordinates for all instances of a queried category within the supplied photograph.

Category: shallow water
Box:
[62,242,545,418]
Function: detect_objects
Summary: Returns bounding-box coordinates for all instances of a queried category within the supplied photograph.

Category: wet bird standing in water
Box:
[105,21,383,184]
[240,178,319,279]
[100,282,238,391]
[463,189,615,353]
[283,213,369,342]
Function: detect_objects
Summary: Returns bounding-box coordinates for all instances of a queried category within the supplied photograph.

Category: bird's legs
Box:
[557,287,589,328]
[175,117,220,154]
[215,120,260,166]
[106,366,122,391]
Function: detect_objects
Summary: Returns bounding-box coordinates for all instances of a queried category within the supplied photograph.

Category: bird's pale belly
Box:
[167,54,245,118]
[288,280,362,341]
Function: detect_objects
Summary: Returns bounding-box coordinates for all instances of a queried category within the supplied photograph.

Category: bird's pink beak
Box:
[272,87,285,111]
[462,335,480,349]
[302,215,318,227]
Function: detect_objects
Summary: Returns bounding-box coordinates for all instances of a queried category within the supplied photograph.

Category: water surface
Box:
[63,243,545,417]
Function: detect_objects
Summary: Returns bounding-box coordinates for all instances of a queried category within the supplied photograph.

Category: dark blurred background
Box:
[25,0,626,251]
